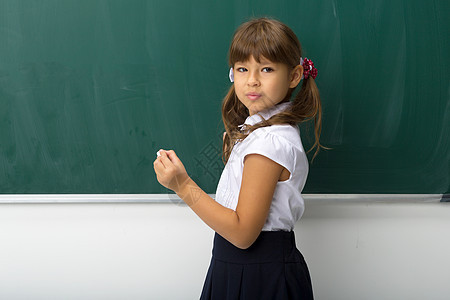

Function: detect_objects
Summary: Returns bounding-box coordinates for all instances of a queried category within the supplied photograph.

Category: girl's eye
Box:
[262,67,274,73]
[236,67,247,72]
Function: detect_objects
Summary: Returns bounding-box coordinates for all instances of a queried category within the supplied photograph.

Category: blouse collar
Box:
[241,102,292,128]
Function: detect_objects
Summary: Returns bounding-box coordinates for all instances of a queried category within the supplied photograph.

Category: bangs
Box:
[228,18,300,67]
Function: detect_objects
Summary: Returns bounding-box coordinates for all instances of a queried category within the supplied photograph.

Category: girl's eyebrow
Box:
[259,58,275,64]
[235,59,275,65]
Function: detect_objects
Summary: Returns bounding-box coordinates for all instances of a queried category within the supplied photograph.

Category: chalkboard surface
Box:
[0,1,449,194]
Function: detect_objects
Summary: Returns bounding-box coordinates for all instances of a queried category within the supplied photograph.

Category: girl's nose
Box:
[247,71,260,86]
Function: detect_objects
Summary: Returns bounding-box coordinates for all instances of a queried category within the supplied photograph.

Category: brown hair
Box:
[222,17,325,164]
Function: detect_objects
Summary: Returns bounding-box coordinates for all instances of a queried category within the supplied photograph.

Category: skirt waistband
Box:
[212,231,304,264]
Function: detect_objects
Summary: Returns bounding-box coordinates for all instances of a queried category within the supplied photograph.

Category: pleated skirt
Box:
[200,231,313,300]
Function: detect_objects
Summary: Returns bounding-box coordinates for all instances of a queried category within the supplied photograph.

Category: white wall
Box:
[298,201,450,300]
[0,200,449,299]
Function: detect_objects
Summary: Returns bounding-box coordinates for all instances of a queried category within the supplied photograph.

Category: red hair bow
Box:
[301,57,318,80]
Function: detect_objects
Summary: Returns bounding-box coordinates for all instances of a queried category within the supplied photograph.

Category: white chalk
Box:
[156,150,161,157]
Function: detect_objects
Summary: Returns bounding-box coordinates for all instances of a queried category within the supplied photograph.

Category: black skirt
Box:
[200,231,313,300]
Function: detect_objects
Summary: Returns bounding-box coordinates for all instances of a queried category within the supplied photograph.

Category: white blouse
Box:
[215,102,309,231]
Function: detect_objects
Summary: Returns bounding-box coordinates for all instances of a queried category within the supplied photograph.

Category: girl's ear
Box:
[289,65,303,88]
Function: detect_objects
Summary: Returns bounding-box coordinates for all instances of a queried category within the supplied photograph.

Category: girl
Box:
[154,17,323,299]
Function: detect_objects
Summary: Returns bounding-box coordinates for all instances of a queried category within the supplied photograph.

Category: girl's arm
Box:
[154,150,283,249]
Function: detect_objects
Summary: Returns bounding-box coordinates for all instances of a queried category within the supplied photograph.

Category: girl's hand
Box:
[153,149,190,193]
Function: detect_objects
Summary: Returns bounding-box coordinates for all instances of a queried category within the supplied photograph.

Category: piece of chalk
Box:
[157,150,161,157]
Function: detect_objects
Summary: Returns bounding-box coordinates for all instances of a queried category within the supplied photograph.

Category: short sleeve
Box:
[237,127,295,176]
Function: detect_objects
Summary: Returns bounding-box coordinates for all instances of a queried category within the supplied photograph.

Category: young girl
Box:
[154,17,323,299]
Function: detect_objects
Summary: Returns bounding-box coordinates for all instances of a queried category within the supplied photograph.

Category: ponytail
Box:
[292,77,325,161]
[221,87,248,164]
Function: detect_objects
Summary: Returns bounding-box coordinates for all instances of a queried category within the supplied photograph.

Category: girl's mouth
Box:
[246,92,261,101]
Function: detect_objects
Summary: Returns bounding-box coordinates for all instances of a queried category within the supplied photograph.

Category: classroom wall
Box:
[0,201,449,299]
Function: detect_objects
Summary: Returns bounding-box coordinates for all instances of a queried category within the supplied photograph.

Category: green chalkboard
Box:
[0,1,449,194]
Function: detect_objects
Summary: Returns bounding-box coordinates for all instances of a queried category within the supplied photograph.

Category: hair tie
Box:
[229,67,234,82]
[300,57,318,80]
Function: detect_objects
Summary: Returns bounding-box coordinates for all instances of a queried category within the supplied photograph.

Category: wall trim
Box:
[0,194,447,204]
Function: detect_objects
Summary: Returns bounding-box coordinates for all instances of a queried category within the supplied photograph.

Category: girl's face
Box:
[233,55,302,116]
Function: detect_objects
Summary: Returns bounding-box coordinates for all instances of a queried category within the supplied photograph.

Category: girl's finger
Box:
[158,150,169,163]
[153,158,164,173]
[154,150,167,168]
[165,150,181,165]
